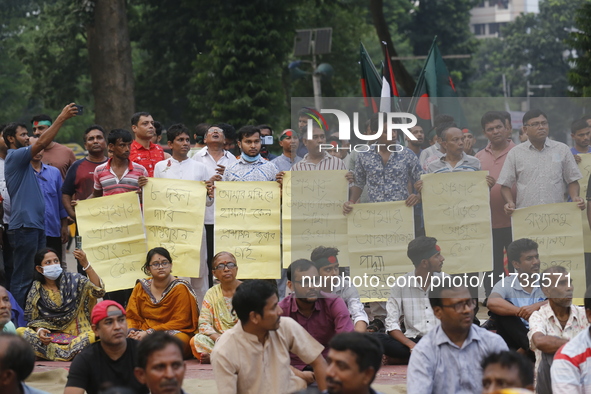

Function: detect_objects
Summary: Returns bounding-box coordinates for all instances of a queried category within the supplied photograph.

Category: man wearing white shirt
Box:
[192,124,238,285]
[379,236,446,364]
[153,123,214,304]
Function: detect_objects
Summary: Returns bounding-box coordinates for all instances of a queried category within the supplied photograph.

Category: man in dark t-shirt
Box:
[65,300,148,394]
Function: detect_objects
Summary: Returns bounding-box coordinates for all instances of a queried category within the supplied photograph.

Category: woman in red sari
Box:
[126,247,199,358]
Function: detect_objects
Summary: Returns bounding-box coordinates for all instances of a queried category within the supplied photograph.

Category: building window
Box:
[474,24,486,36]
[476,1,486,7]
[488,22,507,36]
[489,0,509,9]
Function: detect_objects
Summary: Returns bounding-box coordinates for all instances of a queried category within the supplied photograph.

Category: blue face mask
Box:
[241,153,261,163]
[42,264,63,280]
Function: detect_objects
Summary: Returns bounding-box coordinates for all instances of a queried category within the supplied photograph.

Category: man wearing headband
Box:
[270,129,302,172]
[65,300,148,394]
[4,104,78,308]
[31,114,77,180]
[378,236,446,364]
[310,246,369,332]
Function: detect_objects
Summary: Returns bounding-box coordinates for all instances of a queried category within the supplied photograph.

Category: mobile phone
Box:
[75,236,82,250]
[261,135,273,145]
[74,105,84,116]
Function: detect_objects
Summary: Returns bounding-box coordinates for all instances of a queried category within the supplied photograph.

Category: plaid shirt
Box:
[129,140,164,177]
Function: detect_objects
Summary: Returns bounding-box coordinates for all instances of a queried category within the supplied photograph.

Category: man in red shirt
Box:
[129,112,164,177]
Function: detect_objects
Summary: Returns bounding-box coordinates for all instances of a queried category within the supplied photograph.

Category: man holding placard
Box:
[153,123,213,303]
[222,125,279,182]
[498,109,584,214]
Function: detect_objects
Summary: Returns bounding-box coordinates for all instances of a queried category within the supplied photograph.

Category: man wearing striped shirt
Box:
[93,129,148,197]
[291,123,347,171]
[426,123,483,174]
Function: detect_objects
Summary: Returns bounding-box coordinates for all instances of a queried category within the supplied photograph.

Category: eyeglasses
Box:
[150,261,170,269]
[440,299,477,313]
[214,262,237,271]
[524,121,548,128]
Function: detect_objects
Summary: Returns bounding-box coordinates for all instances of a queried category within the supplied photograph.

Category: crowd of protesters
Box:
[0,105,590,393]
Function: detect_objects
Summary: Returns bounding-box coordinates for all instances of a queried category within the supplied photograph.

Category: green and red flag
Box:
[380,42,402,113]
[359,42,382,113]
[408,37,467,131]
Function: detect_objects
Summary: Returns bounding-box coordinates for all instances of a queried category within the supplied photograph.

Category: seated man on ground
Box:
[191,251,241,363]
[481,351,534,393]
[407,283,508,393]
[379,236,446,364]
[134,332,187,394]
[279,259,354,370]
[211,280,328,393]
[0,286,16,333]
[126,247,200,359]
[310,246,369,332]
[325,332,385,394]
[551,285,591,393]
[528,265,588,393]
[0,333,49,394]
[487,238,546,356]
[65,300,148,394]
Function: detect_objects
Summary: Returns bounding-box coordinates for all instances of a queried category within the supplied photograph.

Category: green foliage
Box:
[469,0,589,98]
[406,0,479,92]
[567,2,591,97]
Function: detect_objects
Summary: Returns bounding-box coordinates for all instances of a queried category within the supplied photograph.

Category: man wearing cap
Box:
[310,246,369,332]
[379,236,446,364]
[65,300,148,394]
[462,128,476,156]
[271,129,302,172]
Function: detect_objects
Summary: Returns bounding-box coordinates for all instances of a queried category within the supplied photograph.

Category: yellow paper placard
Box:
[421,171,493,274]
[76,192,147,291]
[143,178,206,278]
[577,154,591,253]
[512,202,585,297]
[348,201,415,302]
[282,170,349,268]
[214,181,281,279]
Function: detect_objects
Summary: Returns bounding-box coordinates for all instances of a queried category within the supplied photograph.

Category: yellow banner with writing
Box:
[577,154,591,253]
[143,178,206,278]
[421,171,493,274]
[282,170,349,268]
[512,202,585,297]
[76,192,147,291]
[348,201,415,302]
[215,181,281,279]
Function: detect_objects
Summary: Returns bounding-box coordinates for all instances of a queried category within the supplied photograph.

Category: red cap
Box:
[91,300,126,325]
[462,128,471,134]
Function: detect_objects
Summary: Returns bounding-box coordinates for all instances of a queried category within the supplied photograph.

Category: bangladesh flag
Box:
[360,42,382,113]
[408,37,467,131]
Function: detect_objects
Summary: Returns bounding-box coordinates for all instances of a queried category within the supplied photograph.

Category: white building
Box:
[470,0,540,38]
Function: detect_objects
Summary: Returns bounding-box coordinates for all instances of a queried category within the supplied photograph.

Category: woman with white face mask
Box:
[17,247,105,361]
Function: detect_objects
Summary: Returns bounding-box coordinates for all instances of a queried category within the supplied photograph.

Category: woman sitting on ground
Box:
[191,251,241,363]
[19,247,105,361]
[126,247,199,358]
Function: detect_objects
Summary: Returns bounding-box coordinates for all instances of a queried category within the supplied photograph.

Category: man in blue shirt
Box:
[3,103,77,308]
[487,238,547,356]
[31,150,68,263]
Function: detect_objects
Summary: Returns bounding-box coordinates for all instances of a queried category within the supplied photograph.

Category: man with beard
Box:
[4,103,78,308]
[212,280,328,393]
[528,266,588,393]
[30,114,76,180]
[404,125,424,158]
[324,332,384,394]
[487,238,547,355]
[134,332,187,394]
[222,125,279,182]
[407,284,507,394]
[65,300,148,394]
[279,259,354,370]
[570,118,591,164]
[380,236,446,364]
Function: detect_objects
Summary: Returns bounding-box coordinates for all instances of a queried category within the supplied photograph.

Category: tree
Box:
[567,2,591,97]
